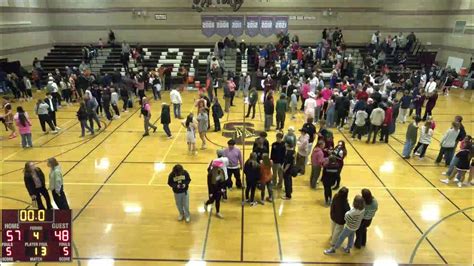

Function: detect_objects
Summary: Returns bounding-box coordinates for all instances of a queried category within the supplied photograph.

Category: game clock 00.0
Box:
[1,209,72,262]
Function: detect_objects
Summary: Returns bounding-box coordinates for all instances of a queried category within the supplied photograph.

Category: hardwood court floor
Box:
[1,89,473,266]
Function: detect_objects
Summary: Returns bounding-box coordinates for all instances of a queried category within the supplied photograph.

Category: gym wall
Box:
[1,0,472,67]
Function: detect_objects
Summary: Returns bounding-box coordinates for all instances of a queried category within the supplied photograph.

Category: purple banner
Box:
[246,16,260,37]
[215,16,230,37]
[259,16,274,37]
[274,16,288,34]
[230,16,244,37]
[201,15,216,37]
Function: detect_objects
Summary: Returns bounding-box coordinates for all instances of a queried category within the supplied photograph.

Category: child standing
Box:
[310,140,325,189]
[110,88,121,119]
[3,102,16,139]
[184,113,197,155]
[397,90,412,123]
[167,164,191,222]
[290,89,298,120]
[244,152,260,206]
[413,121,433,159]
[14,106,32,147]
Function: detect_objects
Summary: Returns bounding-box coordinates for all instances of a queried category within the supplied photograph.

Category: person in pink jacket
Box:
[300,79,310,111]
[310,140,326,189]
[14,106,33,148]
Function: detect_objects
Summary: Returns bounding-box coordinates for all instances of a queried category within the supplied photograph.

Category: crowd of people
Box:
[1,28,470,257]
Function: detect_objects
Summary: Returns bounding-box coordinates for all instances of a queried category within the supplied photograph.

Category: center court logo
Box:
[222,122,261,145]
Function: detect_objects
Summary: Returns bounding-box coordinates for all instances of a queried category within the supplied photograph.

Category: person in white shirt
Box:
[170,88,182,119]
[425,77,437,95]
[110,88,120,119]
[413,121,433,159]
[380,76,392,96]
[304,92,317,120]
[310,75,319,93]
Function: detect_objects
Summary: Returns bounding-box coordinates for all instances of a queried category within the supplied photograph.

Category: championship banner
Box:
[230,16,244,37]
[246,16,260,37]
[259,16,274,37]
[215,16,230,37]
[201,15,216,37]
[274,16,289,34]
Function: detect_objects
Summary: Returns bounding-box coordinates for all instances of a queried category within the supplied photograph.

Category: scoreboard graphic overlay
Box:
[2,209,72,262]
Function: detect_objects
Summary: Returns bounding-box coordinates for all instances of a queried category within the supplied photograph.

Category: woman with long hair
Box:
[413,121,433,159]
[244,152,260,206]
[77,101,93,137]
[23,162,53,210]
[197,107,209,150]
[47,158,70,210]
[184,113,197,155]
[321,155,341,206]
[333,140,347,190]
[329,187,350,247]
[3,102,16,139]
[355,189,378,248]
[259,153,273,203]
[14,106,32,148]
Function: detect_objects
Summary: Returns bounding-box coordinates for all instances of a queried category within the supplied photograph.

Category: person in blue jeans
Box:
[324,195,365,254]
[443,135,471,177]
[402,116,421,159]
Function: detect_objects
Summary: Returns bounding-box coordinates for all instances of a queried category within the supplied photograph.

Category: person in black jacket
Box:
[264,92,274,131]
[77,102,93,137]
[253,132,270,161]
[335,92,350,129]
[211,98,224,132]
[329,186,350,246]
[271,133,286,189]
[244,152,260,206]
[23,162,53,210]
[281,143,295,200]
[167,164,191,223]
[321,155,341,206]
[161,103,172,138]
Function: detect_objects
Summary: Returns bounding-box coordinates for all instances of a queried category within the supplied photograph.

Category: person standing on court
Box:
[264,91,274,131]
[435,121,460,166]
[244,152,260,206]
[211,98,224,132]
[310,140,325,189]
[354,189,378,248]
[321,155,341,206]
[14,106,33,148]
[295,128,309,175]
[35,99,57,134]
[45,92,60,130]
[245,87,258,119]
[170,87,183,119]
[205,158,226,218]
[84,90,102,132]
[329,186,350,247]
[167,164,191,223]
[223,139,243,189]
[366,103,385,144]
[140,97,157,137]
[271,132,286,189]
[259,153,273,203]
[281,143,296,200]
[324,195,365,254]
[275,94,288,130]
[24,162,53,210]
[47,158,70,210]
[402,116,421,159]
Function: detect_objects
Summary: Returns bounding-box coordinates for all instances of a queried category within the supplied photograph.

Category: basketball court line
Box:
[147,105,195,185]
[385,140,474,222]
[2,180,471,190]
[338,130,448,264]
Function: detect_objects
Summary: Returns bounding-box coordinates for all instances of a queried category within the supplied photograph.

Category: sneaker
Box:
[266,197,273,203]
[258,200,265,205]
[457,182,462,188]
[215,212,224,219]
[250,201,258,207]
[343,247,351,254]
[177,215,184,221]
[441,171,447,175]
[281,196,291,200]
[440,178,450,184]
[51,130,58,134]
[203,202,209,212]
[185,217,191,223]
[55,126,61,130]
[462,182,470,186]
[153,127,157,133]
[143,133,149,137]
[324,248,336,255]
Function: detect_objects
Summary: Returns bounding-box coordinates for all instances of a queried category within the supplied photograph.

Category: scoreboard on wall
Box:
[1,209,72,262]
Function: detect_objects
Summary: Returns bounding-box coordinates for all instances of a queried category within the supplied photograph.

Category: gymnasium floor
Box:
[1,89,473,266]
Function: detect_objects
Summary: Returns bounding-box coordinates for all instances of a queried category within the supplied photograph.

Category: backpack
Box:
[209,166,224,185]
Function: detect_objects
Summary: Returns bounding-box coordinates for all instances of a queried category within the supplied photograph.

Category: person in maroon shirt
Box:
[356,86,369,101]
[379,103,392,143]
[263,75,275,99]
